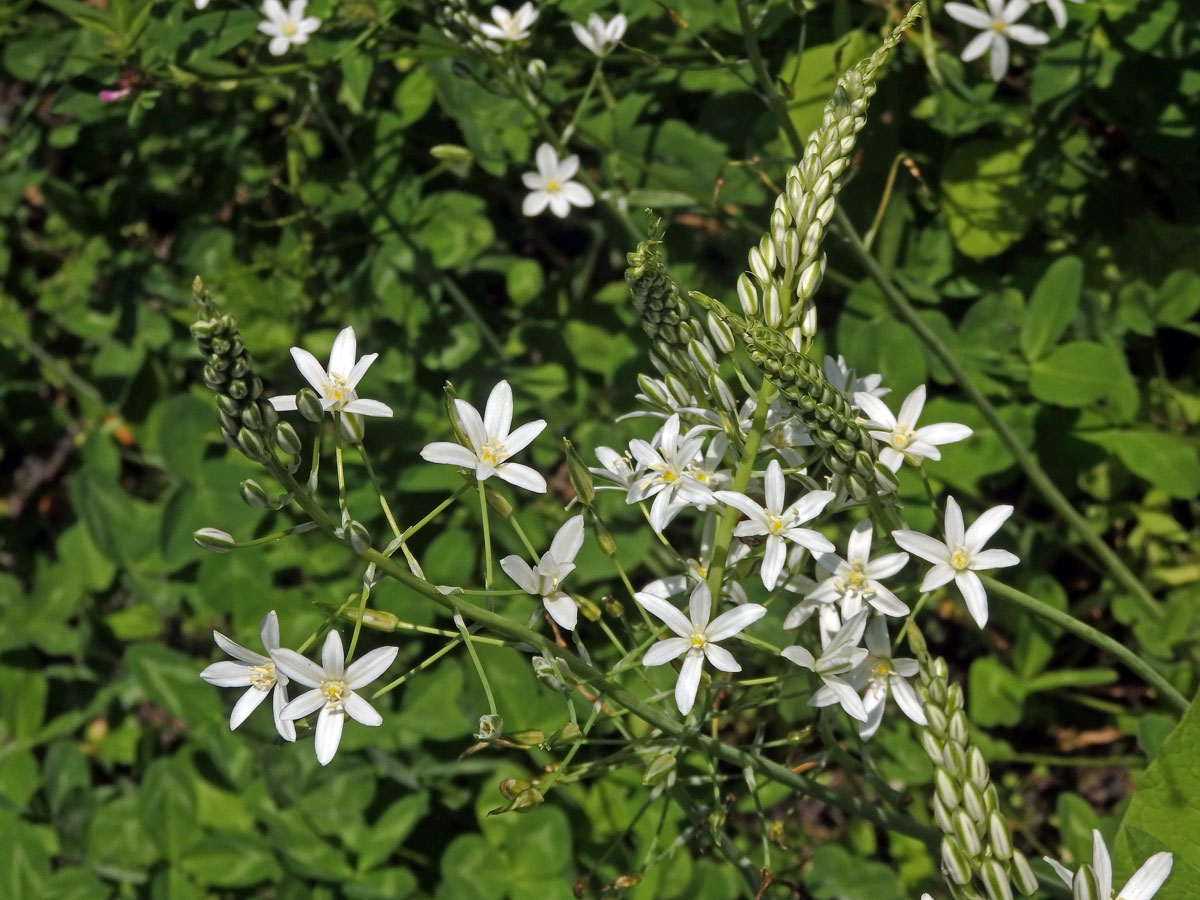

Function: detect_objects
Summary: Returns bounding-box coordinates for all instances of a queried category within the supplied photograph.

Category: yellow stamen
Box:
[282,21,298,36]
[321,679,347,706]
[690,633,706,648]
[249,663,276,689]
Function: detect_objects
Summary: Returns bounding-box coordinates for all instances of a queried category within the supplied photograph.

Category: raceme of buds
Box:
[918,655,1036,899]
[191,277,279,463]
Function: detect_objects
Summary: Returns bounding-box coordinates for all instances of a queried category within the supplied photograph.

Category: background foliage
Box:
[1,0,1199,898]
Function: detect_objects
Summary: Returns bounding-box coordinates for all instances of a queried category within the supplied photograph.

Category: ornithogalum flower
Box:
[626,414,713,533]
[272,630,397,765]
[421,380,548,492]
[855,384,972,472]
[479,2,538,42]
[892,496,1020,627]
[522,143,594,218]
[714,459,835,589]
[1044,830,1173,900]
[781,611,870,722]
[841,617,927,739]
[571,12,627,57]
[270,326,392,419]
[258,0,321,56]
[200,610,295,742]
[807,519,909,619]
[945,0,1048,81]
[500,515,585,630]
[824,355,888,406]
[636,582,766,715]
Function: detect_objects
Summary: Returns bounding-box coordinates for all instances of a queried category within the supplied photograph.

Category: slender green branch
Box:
[981,576,1188,714]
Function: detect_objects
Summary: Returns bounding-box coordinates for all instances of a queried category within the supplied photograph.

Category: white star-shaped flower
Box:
[270,325,393,419]
[892,496,1020,627]
[271,630,398,765]
[257,0,321,56]
[522,143,595,218]
[421,380,548,492]
[500,515,585,630]
[590,445,640,492]
[200,610,295,742]
[714,459,835,590]
[195,0,211,8]
[838,617,927,739]
[824,354,888,407]
[806,519,910,619]
[1044,830,1172,900]
[478,2,538,42]
[946,0,1048,82]
[636,582,766,715]
[780,610,870,722]
[854,384,972,472]
[571,12,627,57]
[626,414,713,533]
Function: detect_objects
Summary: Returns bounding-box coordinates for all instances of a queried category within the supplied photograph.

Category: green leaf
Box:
[563,320,637,381]
[968,657,1026,727]
[1114,697,1200,900]
[179,836,282,888]
[1028,341,1132,407]
[1155,270,1200,327]
[438,834,509,900]
[141,757,200,860]
[1084,430,1200,499]
[805,843,906,900]
[125,644,223,724]
[1021,256,1083,360]
[940,138,1040,259]
[357,794,430,872]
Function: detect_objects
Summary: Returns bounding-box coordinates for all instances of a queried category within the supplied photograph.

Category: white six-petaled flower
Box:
[806,519,910,620]
[271,630,398,766]
[945,0,1048,82]
[1044,830,1173,900]
[479,2,538,42]
[421,380,548,492]
[855,384,972,472]
[636,582,766,715]
[500,515,585,630]
[571,12,627,57]
[522,143,595,218]
[841,617,927,740]
[200,610,295,742]
[270,325,393,419]
[714,459,835,590]
[258,0,321,56]
[780,610,870,722]
[825,354,888,407]
[626,413,713,533]
[892,496,1020,627]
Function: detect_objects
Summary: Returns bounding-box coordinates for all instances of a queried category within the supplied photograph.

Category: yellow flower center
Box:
[874,661,890,677]
[480,439,506,467]
[891,425,915,449]
[661,469,678,483]
[766,515,785,534]
[690,633,707,648]
[847,567,866,586]
[249,663,276,689]
[282,21,298,36]
[546,179,560,193]
[321,679,347,706]
[325,374,350,410]
[950,547,970,570]
[992,21,1006,32]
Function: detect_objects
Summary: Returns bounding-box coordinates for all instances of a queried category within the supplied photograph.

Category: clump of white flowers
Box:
[257,0,321,56]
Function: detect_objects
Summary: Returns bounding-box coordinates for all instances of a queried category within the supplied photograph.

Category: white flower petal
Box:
[453,399,487,453]
[946,2,994,29]
[495,462,547,493]
[891,675,928,724]
[342,398,392,417]
[635,592,693,638]
[898,385,926,428]
[345,645,398,689]
[200,661,253,688]
[542,593,578,631]
[270,394,298,411]
[343,691,383,726]
[892,530,950,564]
[781,645,816,670]
[955,570,990,627]
[854,392,896,429]
[500,555,539,594]
[961,28,995,62]
[327,326,356,378]
[503,419,546,455]
[965,504,1013,549]
[1092,830,1113,900]
[548,516,586,565]
[421,441,479,468]
[920,563,958,592]
[761,535,785,590]
[703,642,741,673]
[989,33,1010,81]
[559,181,594,208]
[1118,852,1173,900]
[706,603,767,642]
[213,631,268,665]
[484,380,513,440]
[643,637,691,666]
[229,685,270,730]
[290,347,328,393]
[523,190,550,217]
[280,688,325,720]
[321,630,345,678]
[270,649,325,688]
[675,652,704,715]
[314,705,345,765]
[971,548,1020,570]
[944,497,966,547]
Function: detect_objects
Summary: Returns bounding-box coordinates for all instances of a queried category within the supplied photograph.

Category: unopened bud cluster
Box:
[625,213,718,394]
[740,8,919,339]
[918,657,1037,900]
[190,278,282,464]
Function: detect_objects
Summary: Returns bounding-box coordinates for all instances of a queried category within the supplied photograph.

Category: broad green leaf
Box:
[438,834,509,900]
[1029,341,1132,407]
[1084,430,1200,499]
[1021,256,1083,360]
[781,34,874,143]
[805,843,906,900]
[1114,697,1200,900]
[968,657,1026,727]
[179,836,282,888]
[940,138,1040,259]
[357,794,430,872]
[141,757,200,860]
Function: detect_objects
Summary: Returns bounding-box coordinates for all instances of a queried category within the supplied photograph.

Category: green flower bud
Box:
[488,786,544,815]
[591,518,617,557]
[952,808,982,859]
[941,835,973,885]
[981,860,1014,900]
[574,594,602,622]
[297,387,324,423]
[346,520,372,553]
[643,752,677,787]
[484,486,513,519]
[987,811,1013,860]
[603,596,624,617]
[498,778,530,800]
[935,767,960,809]
[507,730,545,748]
[239,478,270,508]
[563,439,595,507]
[545,722,582,748]
[1010,850,1039,896]
[532,656,568,693]
[276,421,302,457]
[962,778,988,824]
[237,427,267,461]
[338,411,365,444]
[194,527,236,552]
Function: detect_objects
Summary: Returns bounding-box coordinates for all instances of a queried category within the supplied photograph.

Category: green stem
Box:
[265,461,937,844]
[706,379,774,598]
[981,576,1188,714]
[835,207,1164,625]
[401,482,472,542]
[478,480,494,591]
